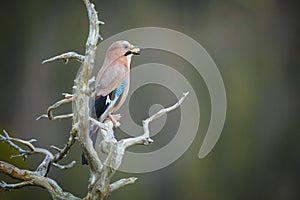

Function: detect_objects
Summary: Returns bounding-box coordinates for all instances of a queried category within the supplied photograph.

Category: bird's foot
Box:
[108,114,121,128]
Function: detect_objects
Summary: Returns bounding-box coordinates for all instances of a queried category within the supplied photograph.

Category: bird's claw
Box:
[108,114,121,128]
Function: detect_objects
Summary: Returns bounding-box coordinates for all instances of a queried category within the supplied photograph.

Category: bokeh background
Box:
[0,0,299,199]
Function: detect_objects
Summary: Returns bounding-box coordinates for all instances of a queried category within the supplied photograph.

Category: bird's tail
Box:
[81,96,108,165]
[81,153,88,165]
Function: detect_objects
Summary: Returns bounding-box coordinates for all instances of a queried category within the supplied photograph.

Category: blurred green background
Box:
[0,0,299,199]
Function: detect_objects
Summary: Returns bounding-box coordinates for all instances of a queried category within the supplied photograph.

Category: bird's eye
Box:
[123,44,129,49]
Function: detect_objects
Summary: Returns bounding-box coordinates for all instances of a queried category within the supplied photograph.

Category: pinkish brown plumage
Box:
[82,40,140,165]
[94,40,140,116]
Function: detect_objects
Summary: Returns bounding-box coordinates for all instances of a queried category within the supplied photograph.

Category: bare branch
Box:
[90,118,109,131]
[110,177,138,192]
[49,97,73,120]
[53,127,78,163]
[2,130,36,151]
[52,161,76,170]
[37,113,73,121]
[36,94,73,121]
[0,130,30,157]
[50,145,63,152]
[1,130,53,159]
[0,161,80,200]
[42,51,85,64]
[0,180,33,190]
[62,93,74,99]
[147,91,189,122]
[73,0,103,180]
[121,92,189,149]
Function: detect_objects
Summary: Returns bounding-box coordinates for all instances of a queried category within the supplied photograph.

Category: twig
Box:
[0,180,33,190]
[36,96,73,121]
[50,145,63,152]
[36,93,73,121]
[42,52,85,64]
[1,130,53,158]
[53,126,78,163]
[90,118,108,130]
[52,161,76,170]
[109,177,138,192]
[0,130,31,157]
[37,113,73,121]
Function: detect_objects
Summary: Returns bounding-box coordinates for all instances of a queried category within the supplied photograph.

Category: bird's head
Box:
[105,40,140,68]
[109,40,140,55]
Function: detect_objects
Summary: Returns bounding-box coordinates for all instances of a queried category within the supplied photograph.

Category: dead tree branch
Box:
[73,0,103,181]
[36,93,73,121]
[42,52,85,64]
[109,177,138,192]
[0,161,80,200]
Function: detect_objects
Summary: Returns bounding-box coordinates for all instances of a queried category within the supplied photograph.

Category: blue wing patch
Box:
[116,80,126,97]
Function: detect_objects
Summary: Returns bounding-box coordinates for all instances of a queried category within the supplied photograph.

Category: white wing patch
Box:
[105,95,111,105]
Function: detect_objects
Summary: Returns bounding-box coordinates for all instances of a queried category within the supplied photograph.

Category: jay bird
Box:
[82,40,140,165]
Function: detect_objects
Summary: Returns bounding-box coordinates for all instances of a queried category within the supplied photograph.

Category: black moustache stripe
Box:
[124,51,140,56]
[124,51,132,56]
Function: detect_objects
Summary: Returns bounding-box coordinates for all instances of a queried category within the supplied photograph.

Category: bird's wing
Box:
[111,72,130,112]
[96,59,128,97]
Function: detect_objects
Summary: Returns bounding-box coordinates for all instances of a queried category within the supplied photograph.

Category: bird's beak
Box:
[130,45,140,55]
